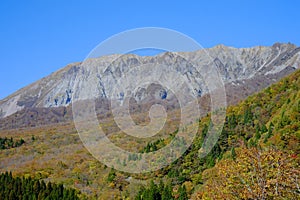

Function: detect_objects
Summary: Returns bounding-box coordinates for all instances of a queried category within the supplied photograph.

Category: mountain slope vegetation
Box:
[0,69,299,199]
[133,69,300,199]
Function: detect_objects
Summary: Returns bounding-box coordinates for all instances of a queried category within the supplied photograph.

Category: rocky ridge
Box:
[0,43,299,121]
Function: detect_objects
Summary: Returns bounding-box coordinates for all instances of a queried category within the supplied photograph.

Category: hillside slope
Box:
[134,69,300,199]
[0,71,299,199]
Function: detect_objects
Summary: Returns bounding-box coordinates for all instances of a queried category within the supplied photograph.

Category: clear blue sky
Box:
[1,0,299,99]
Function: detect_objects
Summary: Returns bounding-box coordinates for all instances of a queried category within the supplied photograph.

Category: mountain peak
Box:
[0,44,299,119]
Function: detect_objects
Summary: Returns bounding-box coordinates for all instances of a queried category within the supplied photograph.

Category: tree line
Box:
[135,180,187,200]
[0,172,79,200]
[0,137,25,150]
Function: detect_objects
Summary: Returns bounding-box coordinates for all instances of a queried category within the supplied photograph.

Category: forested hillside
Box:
[0,172,81,200]
[0,69,299,199]
[133,69,300,199]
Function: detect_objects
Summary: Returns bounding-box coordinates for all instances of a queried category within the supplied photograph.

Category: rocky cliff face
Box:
[0,43,299,119]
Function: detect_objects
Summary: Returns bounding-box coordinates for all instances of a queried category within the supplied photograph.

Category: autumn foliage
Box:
[196,147,300,199]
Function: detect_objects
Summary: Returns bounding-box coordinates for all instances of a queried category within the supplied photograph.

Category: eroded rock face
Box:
[0,43,299,118]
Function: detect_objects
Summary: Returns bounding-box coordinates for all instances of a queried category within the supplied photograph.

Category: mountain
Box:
[0,63,299,199]
[0,43,299,122]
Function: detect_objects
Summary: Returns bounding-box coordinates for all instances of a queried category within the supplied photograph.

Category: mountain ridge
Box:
[0,43,299,119]
[0,61,299,200]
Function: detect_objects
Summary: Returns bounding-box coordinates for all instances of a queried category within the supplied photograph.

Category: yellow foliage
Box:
[194,147,300,200]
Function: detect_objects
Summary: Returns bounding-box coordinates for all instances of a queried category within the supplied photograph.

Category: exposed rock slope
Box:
[0,43,299,120]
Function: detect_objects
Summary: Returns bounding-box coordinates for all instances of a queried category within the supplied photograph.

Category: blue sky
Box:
[0,0,299,99]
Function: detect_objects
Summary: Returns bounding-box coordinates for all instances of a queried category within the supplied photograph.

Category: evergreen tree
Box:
[162,184,173,200]
[0,172,80,200]
[107,168,116,183]
[231,147,237,161]
[178,185,187,200]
